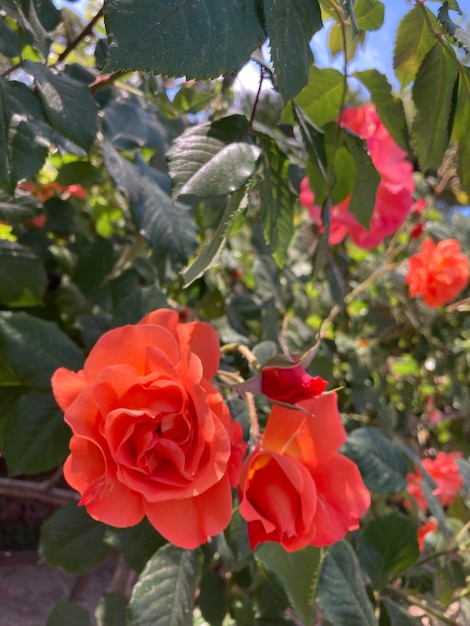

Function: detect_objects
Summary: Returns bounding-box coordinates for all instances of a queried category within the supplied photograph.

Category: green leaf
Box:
[172,87,214,114]
[255,543,322,626]
[342,132,380,230]
[103,142,197,262]
[341,427,408,493]
[4,390,71,475]
[112,285,168,327]
[358,513,419,590]
[0,18,22,57]
[382,598,421,626]
[354,0,384,31]
[0,189,41,222]
[451,68,470,143]
[199,571,228,626]
[25,61,98,152]
[0,240,47,306]
[14,0,56,57]
[0,79,51,193]
[292,66,345,127]
[133,176,197,262]
[263,0,322,102]
[96,593,128,626]
[104,0,265,78]
[393,6,438,87]
[456,457,470,496]
[354,69,408,151]
[317,541,378,626]
[453,72,470,195]
[328,22,363,62]
[39,503,113,574]
[458,131,470,196]
[46,602,92,626]
[182,188,246,287]
[411,43,458,172]
[259,133,297,266]
[167,115,260,198]
[127,544,203,626]
[0,311,84,388]
[104,520,167,573]
[293,104,328,204]
[332,146,355,203]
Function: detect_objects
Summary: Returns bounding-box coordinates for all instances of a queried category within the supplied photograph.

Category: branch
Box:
[0,476,79,506]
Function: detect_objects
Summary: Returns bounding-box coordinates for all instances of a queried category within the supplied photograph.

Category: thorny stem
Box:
[0,476,78,506]
[220,343,259,369]
[385,586,460,626]
[245,391,261,448]
[54,7,104,65]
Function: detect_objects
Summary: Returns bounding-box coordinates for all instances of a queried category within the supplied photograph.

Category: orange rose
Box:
[51,309,246,549]
[238,393,370,551]
[406,238,470,307]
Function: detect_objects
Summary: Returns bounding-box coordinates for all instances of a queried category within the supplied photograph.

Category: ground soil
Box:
[0,493,115,626]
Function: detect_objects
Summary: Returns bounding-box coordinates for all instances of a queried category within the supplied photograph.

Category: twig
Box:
[386,586,460,626]
[0,60,22,79]
[249,64,265,129]
[0,476,78,506]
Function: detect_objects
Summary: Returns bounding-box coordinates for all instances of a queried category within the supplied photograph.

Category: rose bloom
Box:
[406,452,463,510]
[300,104,415,249]
[406,238,470,307]
[51,308,246,549]
[261,363,327,405]
[238,393,370,551]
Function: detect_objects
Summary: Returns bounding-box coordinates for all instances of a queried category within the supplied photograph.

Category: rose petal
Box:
[309,454,370,547]
[263,392,346,466]
[238,450,317,551]
[64,437,145,527]
[51,368,86,412]
[144,474,232,549]
[139,307,179,332]
[84,325,180,379]
[177,320,220,380]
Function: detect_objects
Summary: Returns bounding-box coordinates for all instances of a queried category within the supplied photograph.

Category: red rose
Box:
[406,238,469,307]
[261,363,327,405]
[300,104,415,249]
[406,452,463,510]
[238,393,370,551]
[51,308,246,549]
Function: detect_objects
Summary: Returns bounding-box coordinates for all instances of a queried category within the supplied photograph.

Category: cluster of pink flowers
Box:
[300,104,415,249]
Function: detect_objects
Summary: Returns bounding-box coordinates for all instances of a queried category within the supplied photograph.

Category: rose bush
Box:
[299,104,415,248]
[406,238,470,307]
[51,308,246,549]
[238,392,370,551]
